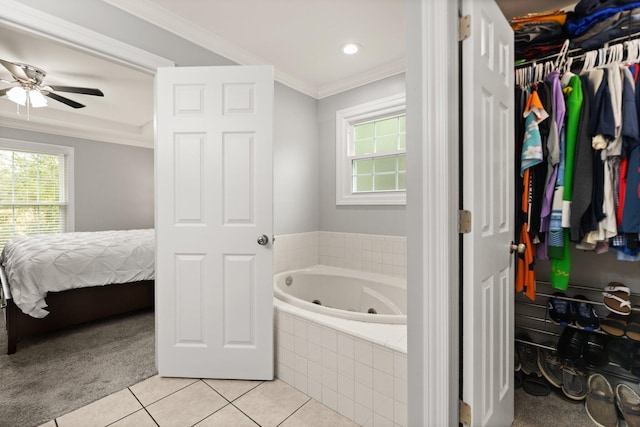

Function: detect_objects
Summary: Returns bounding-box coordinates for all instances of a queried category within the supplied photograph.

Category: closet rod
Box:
[514,337,556,351]
[536,280,640,301]
[515,29,640,69]
[515,312,614,336]
[515,301,546,311]
[516,324,560,338]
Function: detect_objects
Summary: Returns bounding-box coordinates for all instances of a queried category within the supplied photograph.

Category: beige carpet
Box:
[0,308,157,427]
[513,386,592,426]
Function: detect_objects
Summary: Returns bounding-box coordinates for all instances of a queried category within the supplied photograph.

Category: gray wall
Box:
[15,0,321,235]
[317,74,407,236]
[273,84,319,234]
[0,127,154,231]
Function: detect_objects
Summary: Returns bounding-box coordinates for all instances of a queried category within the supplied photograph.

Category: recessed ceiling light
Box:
[341,43,361,55]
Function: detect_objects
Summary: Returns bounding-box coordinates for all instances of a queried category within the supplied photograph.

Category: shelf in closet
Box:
[515,277,640,384]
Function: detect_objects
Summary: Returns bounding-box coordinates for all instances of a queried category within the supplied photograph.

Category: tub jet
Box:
[312,299,322,305]
[368,308,377,314]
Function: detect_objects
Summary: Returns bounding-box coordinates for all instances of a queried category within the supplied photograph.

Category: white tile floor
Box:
[38,376,359,427]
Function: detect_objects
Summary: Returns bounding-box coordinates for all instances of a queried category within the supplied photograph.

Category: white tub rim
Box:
[273,264,407,324]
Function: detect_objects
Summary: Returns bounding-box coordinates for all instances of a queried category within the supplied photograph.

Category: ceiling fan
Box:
[0,58,104,109]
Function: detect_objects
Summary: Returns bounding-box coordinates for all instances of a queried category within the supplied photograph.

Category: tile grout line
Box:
[101,388,158,427]
[222,380,271,427]
[134,378,200,407]
[274,397,312,427]
[228,401,263,427]
[127,386,160,427]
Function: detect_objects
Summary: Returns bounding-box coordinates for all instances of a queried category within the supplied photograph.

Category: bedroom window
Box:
[0,139,74,250]
[336,93,406,205]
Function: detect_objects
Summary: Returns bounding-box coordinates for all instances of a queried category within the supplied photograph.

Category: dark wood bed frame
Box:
[5,280,154,354]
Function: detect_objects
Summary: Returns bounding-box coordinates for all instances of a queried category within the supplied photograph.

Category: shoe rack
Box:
[515,279,640,384]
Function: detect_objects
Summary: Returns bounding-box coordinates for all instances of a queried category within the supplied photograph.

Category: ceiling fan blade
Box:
[45,92,85,109]
[47,85,104,96]
[0,88,10,97]
[0,59,30,82]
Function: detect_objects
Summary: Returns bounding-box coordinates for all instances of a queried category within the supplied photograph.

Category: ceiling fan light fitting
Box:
[7,86,26,106]
[29,89,48,108]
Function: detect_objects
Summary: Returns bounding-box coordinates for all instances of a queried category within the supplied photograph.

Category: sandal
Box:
[546,292,574,326]
[574,295,600,331]
[603,282,632,315]
[604,282,631,295]
[601,312,628,337]
[523,374,551,396]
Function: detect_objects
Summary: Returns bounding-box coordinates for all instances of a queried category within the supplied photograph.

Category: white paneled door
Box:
[155,66,274,379]
[461,0,515,425]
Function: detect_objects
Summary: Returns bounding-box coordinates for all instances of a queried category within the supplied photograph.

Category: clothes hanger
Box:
[554,39,571,71]
[581,50,597,73]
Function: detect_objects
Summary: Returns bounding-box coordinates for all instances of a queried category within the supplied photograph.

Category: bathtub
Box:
[273,265,406,324]
[273,264,408,426]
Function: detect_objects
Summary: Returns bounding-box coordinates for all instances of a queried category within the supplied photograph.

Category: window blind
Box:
[0,149,68,250]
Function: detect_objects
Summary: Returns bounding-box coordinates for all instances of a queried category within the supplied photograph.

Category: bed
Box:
[0,229,155,354]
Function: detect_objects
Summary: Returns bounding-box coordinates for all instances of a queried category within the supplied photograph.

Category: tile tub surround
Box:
[274,300,407,427]
[275,231,406,278]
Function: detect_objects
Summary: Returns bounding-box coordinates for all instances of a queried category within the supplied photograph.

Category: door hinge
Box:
[459,15,471,41]
[459,210,472,234]
[459,400,471,426]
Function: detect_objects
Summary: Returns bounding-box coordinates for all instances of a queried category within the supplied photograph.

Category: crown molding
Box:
[0,0,174,73]
[103,0,406,99]
[317,59,406,99]
[0,113,153,148]
[103,0,318,97]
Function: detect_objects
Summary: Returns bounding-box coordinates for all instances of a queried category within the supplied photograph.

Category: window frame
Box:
[0,138,75,244]
[335,93,406,205]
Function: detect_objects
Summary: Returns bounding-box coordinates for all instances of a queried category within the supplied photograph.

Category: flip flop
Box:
[604,282,631,295]
[603,289,632,315]
[600,312,628,336]
[574,295,600,331]
[523,374,551,396]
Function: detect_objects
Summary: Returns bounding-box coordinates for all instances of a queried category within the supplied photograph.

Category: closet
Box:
[511,1,640,420]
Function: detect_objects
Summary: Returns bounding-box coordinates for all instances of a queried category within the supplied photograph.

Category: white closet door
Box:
[155,65,274,379]
[461,0,515,425]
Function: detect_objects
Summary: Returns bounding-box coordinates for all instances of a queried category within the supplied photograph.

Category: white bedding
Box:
[0,229,155,318]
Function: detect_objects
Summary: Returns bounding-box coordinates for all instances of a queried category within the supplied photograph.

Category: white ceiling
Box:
[0,0,577,148]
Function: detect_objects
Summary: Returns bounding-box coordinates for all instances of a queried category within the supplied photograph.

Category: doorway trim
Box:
[406,0,460,425]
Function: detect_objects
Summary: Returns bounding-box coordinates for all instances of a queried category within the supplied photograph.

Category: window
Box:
[336,94,406,205]
[0,139,74,250]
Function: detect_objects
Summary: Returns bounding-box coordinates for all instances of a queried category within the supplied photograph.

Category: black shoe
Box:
[582,332,608,369]
[631,343,640,377]
[607,338,632,370]
[557,327,586,363]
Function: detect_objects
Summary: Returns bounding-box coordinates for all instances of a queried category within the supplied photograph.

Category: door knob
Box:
[509,241,526,254]
[257,234,269,246]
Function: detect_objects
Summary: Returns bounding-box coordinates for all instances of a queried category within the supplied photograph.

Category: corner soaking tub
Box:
[273,265,406,324]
